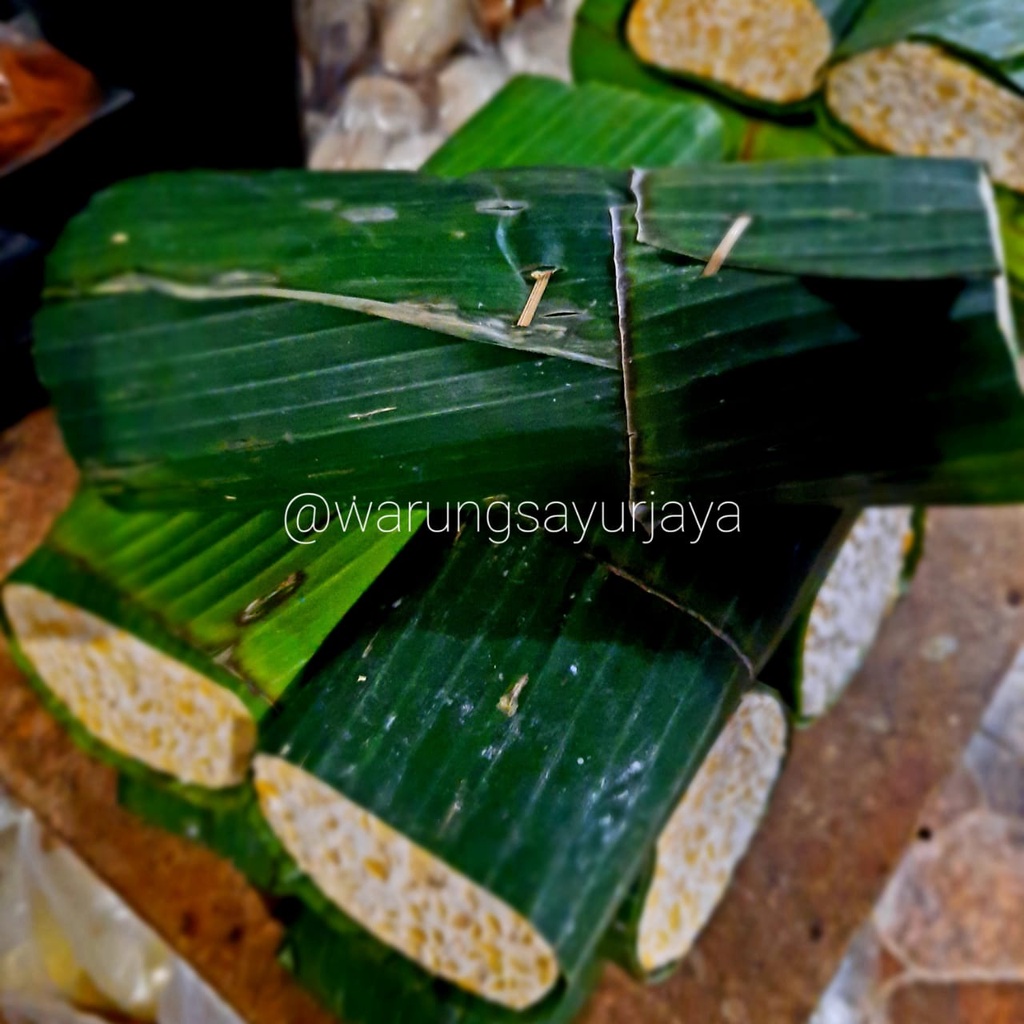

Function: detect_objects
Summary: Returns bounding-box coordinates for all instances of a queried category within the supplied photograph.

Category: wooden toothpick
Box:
[516,269,555,327]
[702,214,754,278]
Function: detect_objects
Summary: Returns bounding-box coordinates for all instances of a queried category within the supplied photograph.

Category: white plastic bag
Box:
[158,959,247,1024]
[0,791,247,1024]
[18,814,172,1017]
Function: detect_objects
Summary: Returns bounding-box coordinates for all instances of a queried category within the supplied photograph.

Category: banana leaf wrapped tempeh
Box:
[827,0,1024,192]
[35,157,1024,511]
[1,490,419,786]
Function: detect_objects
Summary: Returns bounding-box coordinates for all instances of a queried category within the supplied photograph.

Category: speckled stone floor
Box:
[812,648,1024,1024]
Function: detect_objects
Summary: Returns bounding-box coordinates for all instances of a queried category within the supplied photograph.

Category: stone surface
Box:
[965,733,1024,819]
[978,648,1024,758]
[499,5,577,81]
[887,982,1024,1024]
[808,924,887,1024]
[914,764,983,837]
[341,74,427,136]
[813,646,1024,1024]
[381,0,470,76]
[472,0,516,37]
[582,964,679,1024]
[383,129,446,169]
[874,811,1024,976]
[297,0,373,110]
[308,125,389,170]
[310,74,429,169]
[0,409,76,578]
[437,52,509,134]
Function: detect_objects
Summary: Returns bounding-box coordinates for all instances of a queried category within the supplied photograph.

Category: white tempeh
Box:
[253,755,560,1009]
[3,584,255,788]
[800,507,915,718]
[636,690,787,972]
[828,43,1024,193]
[626,0,831,104]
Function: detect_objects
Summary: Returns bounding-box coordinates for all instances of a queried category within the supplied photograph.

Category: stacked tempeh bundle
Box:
[598,0,1023,193]
[8,75,1024,1024]
[3,490,419,786]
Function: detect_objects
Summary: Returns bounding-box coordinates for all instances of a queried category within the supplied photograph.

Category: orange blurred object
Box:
[0,35,103,172]
[472,0,546,39]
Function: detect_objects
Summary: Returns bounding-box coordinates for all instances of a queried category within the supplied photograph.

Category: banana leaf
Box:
[836,0,1024,91]
[426,78,878,710]
[34,158,1024,509]
[425,76,725,174]
[614,195,1023,506]
[107,500,856,997]
[632,158,998,277]
[819,0,872,36]
[43,167,628,365]
[567,503,855,678]
[118,772,600,1024]
[1,489,419,786]
[110,86,856,1015]
[253,525,749,1005]
[33,78,729,512]
[113,495,829,1013]
[1002,190,1024,329]
[110,507,798,995]
[570,0,841,158]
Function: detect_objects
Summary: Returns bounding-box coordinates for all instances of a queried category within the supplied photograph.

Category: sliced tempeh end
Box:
[827,43,1024,193]
[636,690,786,973]
[2,584,255,788]
[253,755,560,1009]
[800,507,915,718]
[625,0,831,104]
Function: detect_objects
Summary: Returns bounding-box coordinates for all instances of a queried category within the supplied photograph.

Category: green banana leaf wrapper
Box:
[428,76,869,703]
[1,489,419,785]
[108,499,847,995]
[34,157,1024,509]
[3,473,789,1009]
[567,502,857,679]
[252,524,749,995]
[115,518,753,1016]
[5,622,600,1021]
[836,0,1024,92]
[570,0,845,158]
[425,76,727,174]
[612,184,1021,505]
[117,772,600,1024]
[429,76,877,719]
[1000,190,1024,332]
[100,84,848,1013]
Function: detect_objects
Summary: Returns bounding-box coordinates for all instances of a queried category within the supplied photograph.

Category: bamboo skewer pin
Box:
[702,215,754,277]
[517,268,555,327]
